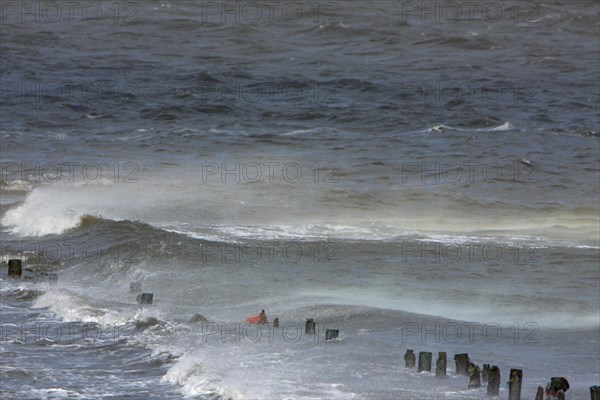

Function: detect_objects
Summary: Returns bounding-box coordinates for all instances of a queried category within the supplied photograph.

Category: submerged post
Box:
[404,350,416,368]
[189,314,208,323]
[535,386,544,400]
[486,365,500,396]
[508,369,522,400]
[417,352,432,372]
[467,362,481,389]
[547,377,570,398]
[136,292,153,304]
[591,386,600,400]
[273,317,279,328]
[482,364,491,383]
[436,352,447,378]
[325,329,338,341]
[8,259,22,278]
[305,319,315,335]
[454,353,470,375]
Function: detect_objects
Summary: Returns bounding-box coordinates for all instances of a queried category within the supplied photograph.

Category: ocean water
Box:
[1,1,599,399]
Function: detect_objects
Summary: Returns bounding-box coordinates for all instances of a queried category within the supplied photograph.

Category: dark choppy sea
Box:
[1,1,599,399]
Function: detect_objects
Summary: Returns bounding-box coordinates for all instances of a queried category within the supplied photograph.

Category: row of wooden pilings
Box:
[11,267,338,342]
[7,260,149,304]
[128,282,341,340]
[404,349,600,399]
[6,260,599,397]
[130,283,343,340]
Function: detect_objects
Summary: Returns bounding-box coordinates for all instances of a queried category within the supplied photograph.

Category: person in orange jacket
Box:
[245,309,268,324]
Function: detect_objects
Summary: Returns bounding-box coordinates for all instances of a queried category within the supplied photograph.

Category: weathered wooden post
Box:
[467,362,481,389]
[508,369,522,400]
[305,319,315,335]
[591,386,600,400]
[482,364,490,382]
[8,259,22,278]
[404,350,416,368]
[454,353,470,375]
[535,386,544,400]
[547,377,570,398]
[325,329,338,340]
[486,365,500,396]
[552,377,570,392]
[273,317,279,328]
[418,351,432,372]
[436,352,446,378]
[48,273,58,286]
[136,293,153,304]
[130,281,142,293]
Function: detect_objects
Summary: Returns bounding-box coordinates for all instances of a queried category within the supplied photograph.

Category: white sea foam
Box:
[424,122,515,133]
[1,180,148,237]
[2,170,597,251]
[486,121,514,131]
[0,179,36,192]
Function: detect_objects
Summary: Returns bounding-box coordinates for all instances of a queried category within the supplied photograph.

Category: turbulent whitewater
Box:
[1,1,599,399]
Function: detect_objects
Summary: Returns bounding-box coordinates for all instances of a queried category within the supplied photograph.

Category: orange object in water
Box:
[245,315,261,323]
[246,310,268,324]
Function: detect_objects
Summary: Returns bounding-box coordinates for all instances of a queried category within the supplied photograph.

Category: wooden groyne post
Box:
[535,386,544,400]
[404,350,415,368]
[454,353,470,375]
[325,329,339,341]
[417,351,432,372]
[467,362,481,389]
[508,368,522,400]
[8,259,22,278]
[305,318,315,335]
[482,364,490,383]
[546,377,569,399]
[136,292,153,304]
[486,365,500,396]
[435,352,446,378]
